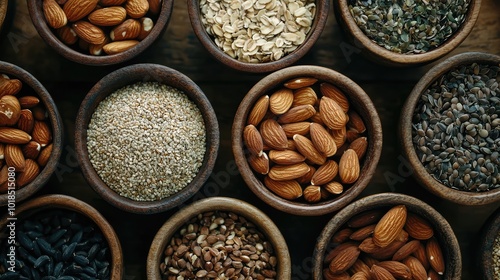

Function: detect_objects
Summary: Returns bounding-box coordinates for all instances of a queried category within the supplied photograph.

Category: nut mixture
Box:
[160,211,278,279]
[42,0,161,55]
[243,77,368,203]
[86,81,206,201]
[199,0,316,63]
[323,205,445,279]
[0,74,53,193]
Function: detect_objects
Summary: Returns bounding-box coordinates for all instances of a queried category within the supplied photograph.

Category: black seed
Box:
[34,255,51,268]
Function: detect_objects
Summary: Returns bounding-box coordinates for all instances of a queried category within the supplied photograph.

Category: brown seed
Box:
[38,143,53,167]
[110,18,142,41]
[403,256,427,280]
[283,77,318,89]
[348,209,384,228]
[0,95,21,126]
[259,119,288,151]
[310,122,337,157]
[348,259,371,277]
[32,121,52,147]
[320,97,348,130]
[137,17,154,40]
[331,126,347,148]
[373,205,407,248]
[17,159,40,187]
[277,104,316,124]
[281,122,310,138]
[269,88,294,115]
[328,244,361,274]
[412,241,430,270]
[0,128,32,144]
[248,152,269,175]
[377,261,412,280]
[125,0,149,18]
[72,21,107,44]
[404,212,434,240]
[88,6,127,26]
[293,134,326,165]
[426,237,445,275]
[102,40,140,54]
[22,141,41,160]
[243,124,264,156]
[63,0,99,22]
[292,87,317,107]
[268,162,310,181]
[263,176,302,200]
[303,185,321,203]
[339,149,360,184]
[348,137,368,160]
[0,78,22,97]
[311,160,338,186]
[17,109,35,134]
[346,129,362,143]
[319,82,350,113]
[5,144,25,171]
[324,241,359,264]
[18,96,40,109]
[268,149,305,165]
[56,26,78,45]
[350,271,369,280]
[296,165,315,185]
[349,224,376,241]
[370,264,396,280]
[247,95,269,126]
[148,0,161,14]
[392,239,421,261]
[323,181,343,195]
[331,228,353,244]
[347,110,366,133]
[43,0,68,29]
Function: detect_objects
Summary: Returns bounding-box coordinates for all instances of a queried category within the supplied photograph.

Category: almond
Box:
[348,209,384,228]
[281,122,310,137]
[269,88,293,115]
[17,159,40,187]
[137,17,154,40]
[248,152,269,175]
[325,241,359,263]
[427,269,441,280]
[0,78,22,96]
[56,0,68,5]
[370,264,396,280]
[323,181,343,195]
[88,6,127,26]
[293,134,326,165]
[402,256,427,280]
[72,21,107,44]
[243,124,264,156]
[0,128,32,144]
[347,110,366,133]
[17,109,35,134]
[22,141,41,160]
[339,149,360,184]
[348,259,371,277]
[311,160,338,186]
[148,0,161,15]
[263,176,302,200]
[323,270,350,280]
[268,162,310,181]
[328,244,361,274]
[303,185,321,203]
[349,136,368,160]
[320,82,349,113]
[32,121,52,147]
[370,239,406,260]
[259,119,288,151]
[277,104,315,124]
[373,205,407,248]
[283,77,318,89]
[5,144,25,171]
[320,97,348,130]
[102,40,140,54]
[426,237,445,275]
[331,126,347,148]
[310,111,324,126]
[63,0,99,22]
[362,255,380,268]
[332,228,353,244]
[292,87,317,107]
[0,95,21,126]
[346,129,362,143]
[377,261,412,280]
[0,143,4,159]
[43,0,68,28]
[392,240,421,261]
[359,237,379,254]
[412,242,430,270]
[404,212,434,240]
[310,122,337,157]
[56,25,78,45]
[268,150,305,165]
[350,272,369,280]
[89,36,110,56]
[18,96,40,109]
[349,224,376,241]
[247,95,269,126]
[296,164,315,184]
[125,0,149,18]
[0,165,7,186]
[38,143,53,167]
[100,0,127,5]
[110,18,141,41]
[32,105,48,121]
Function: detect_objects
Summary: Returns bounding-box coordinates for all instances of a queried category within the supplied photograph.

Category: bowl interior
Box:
[232,65,383,216]
[75,63,219,214]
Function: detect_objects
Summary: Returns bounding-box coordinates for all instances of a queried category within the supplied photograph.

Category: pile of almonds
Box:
[42,0,161,55]
[0,75,53,193]
[323,205,445,280]
[243,77,368,203]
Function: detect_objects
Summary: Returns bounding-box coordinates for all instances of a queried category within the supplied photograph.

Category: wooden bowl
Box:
[332,0,481,67]
[312,193,462,279]
[478,206,500,279]
[187,0,329,73]
[27,0,173,66]
[232,65,383,216]
[0,194,123,279]
[0,61,63,206]
[74,63,219,214]
[147,196,291,279]
[399,52,500,205]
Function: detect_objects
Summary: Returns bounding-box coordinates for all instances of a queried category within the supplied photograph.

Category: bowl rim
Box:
[0,194,123,279]
[0,60,64,206]
[334,0,482,66]
[146,196,291,279]
[478,206,500,279]
[26,0,174,66]
[232,65,383,216]
[74,63,220,214]
[187,0,330,73]
[311,192,462,279]
[399,51,500,205]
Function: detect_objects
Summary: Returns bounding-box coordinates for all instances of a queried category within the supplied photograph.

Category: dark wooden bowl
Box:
[478,206,500,280]
[26,0,173,66]
[312,193,462,279]
[147,196,291,279]
[0,194,123,279]
[232,65,383,216]
[187,0,329,73]
[399,52,500,205]
[74,63,219,214]
[332,0,482,67]
[0,61,63,206]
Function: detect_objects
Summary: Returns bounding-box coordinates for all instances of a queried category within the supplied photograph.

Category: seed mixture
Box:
[160,211,278,279]
[87,82,206,201]
[494,231,500,280]
[200,0,316,63]
[412,63,500,192]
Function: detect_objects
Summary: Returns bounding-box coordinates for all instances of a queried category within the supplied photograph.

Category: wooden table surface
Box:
[1,0,499,279]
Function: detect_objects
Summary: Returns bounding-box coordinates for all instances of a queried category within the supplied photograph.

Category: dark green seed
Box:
[34,255,51,268]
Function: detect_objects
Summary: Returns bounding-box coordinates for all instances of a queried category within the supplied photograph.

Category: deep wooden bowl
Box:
[27,0,173,66]
[187,0,329,73]
[74,63,219,214]
[0,61,63,206]
[0,194,123,279]
[332,0,482,67]
[399,52,500,205]
[147,196,291,279]
[478,206,500,280]
[312,193,462,279]
[232,65,383,216]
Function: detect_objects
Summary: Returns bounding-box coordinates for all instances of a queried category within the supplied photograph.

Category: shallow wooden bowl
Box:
[399,52,500,205]
[312,193,462,279]
[147,196,291,279]
[478,206,500,279]
[74,63,219,214]
[187,0,329,73]
[0,194,123,279]
[232,65,383,216]
[0,61,63,206]
[27,0,173,66]
[332,0,482,67]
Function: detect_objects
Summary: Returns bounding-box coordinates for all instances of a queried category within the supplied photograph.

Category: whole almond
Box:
[427,269,441,280]
[0,95,21,126]
[0,78,22,96]
[426,237,445,275]
[370,264,396,280]
[339,149,360,184]
[22,141,41,160]
[331,126,347,148]
[18,96,40,109]
[263,176,302,200]
[0,165,7,186]
[370,239,406,260]
[32,105,48,121]
[277,104,315,124]
[63,0,99,22]
[110,18,141,41]
[347,110,366,133]
[125,0,149,18]
[283,77,318,89]
[17,159,40,187]
[268,162,310,181]
[392,239,421,261]
[332,228,354,244]
[0,128,32,144]
[359,237,379,254]
[303,185,321,203]
[377,261,412,280]
[373,205,407,248]
[148,0,161,14]
[310,122,337,157]
[281,122,310,138]
[292,87,317,107]
[268,150,305,165]
[349,136,368,160]
[311,160,338,186]
[5,144,25,171]
[38,143,53,167]
[320,82,349,113]
[72,21,106,44]
[412,242,430,270]
[88,6,127,26]
[259,119,288,151]
[100,0,127,5]
[403,256,427,280]
[310,111,324,126]
[32,121,52,147]
[293,134,326,165]
[350,272,369,280]
[43,0,68,28]
[328,244,361,274]
[89,37,110,56]
[243,124,264,156]
[248,152,269,175]
[349,259,371,277]
[56,25,78,45]
[296,165,315,184]
[349,224,376,241]
[269,88,293,115]
[137,17,154,40]
[346,129,362,143]
[102,40,140,54]
[247,95,269,126]
[323,181,343,195]
[404,212,434,240]
[325,241,359,264]
[348,209,384,228]
[320,97,348,130]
